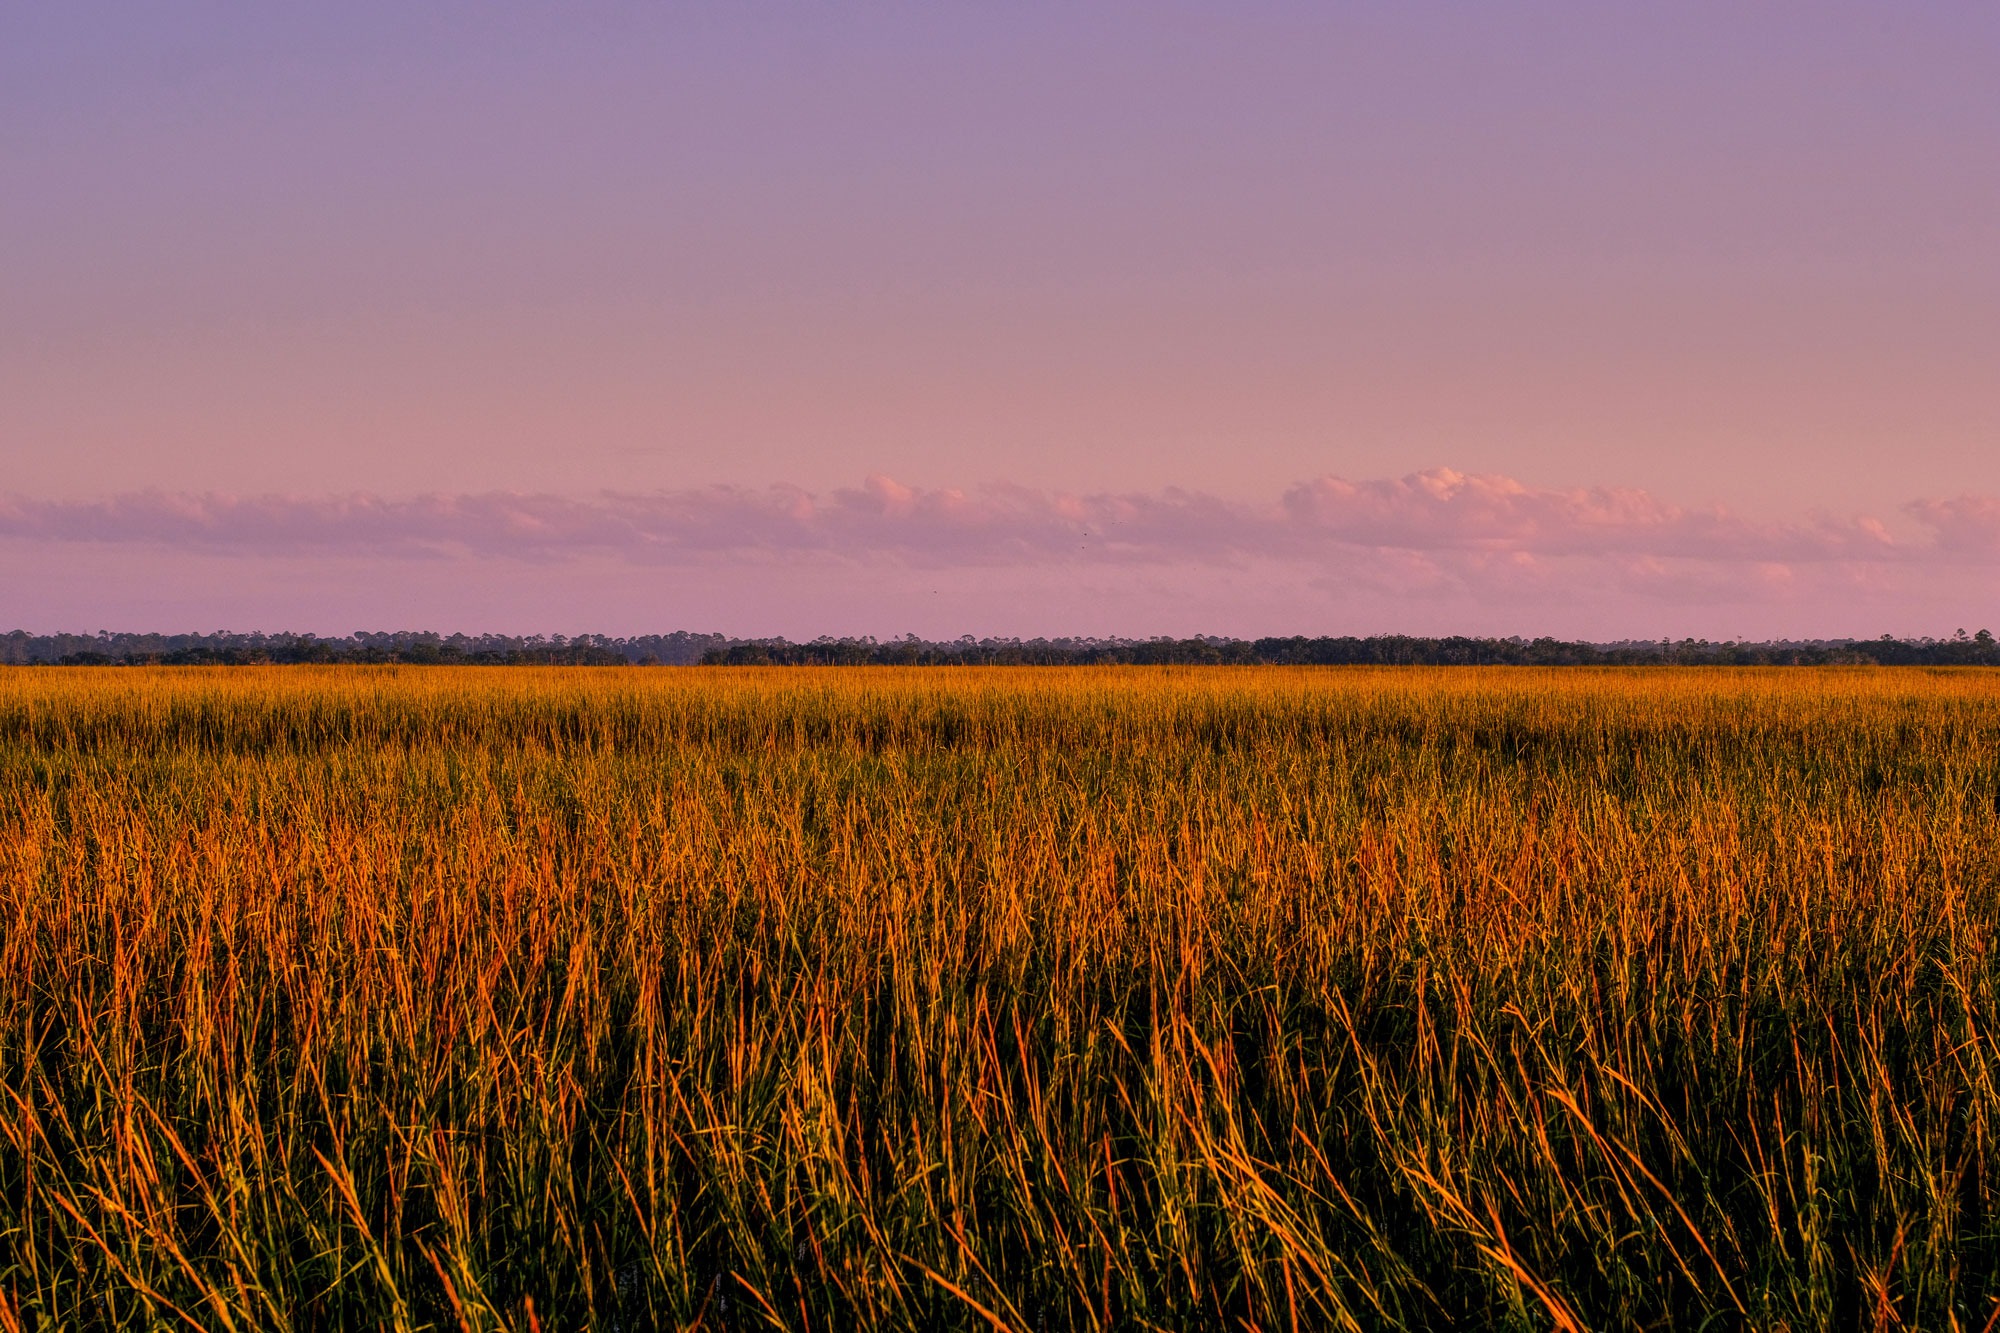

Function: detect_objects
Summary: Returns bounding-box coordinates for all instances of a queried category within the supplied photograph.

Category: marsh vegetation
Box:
[3,666,1997,1329]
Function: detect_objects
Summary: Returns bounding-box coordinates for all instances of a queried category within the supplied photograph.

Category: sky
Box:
[3,2,1996,639]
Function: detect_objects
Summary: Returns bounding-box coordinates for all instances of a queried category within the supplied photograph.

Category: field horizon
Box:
[7,629,2000,670]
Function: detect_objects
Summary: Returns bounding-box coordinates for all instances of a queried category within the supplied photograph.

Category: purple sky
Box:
[4,3,1997,637]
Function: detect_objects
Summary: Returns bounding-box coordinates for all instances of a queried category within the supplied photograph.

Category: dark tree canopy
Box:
[5,628,1997,667]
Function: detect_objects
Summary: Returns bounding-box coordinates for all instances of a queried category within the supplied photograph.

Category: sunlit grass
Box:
[3,665,1998,1329]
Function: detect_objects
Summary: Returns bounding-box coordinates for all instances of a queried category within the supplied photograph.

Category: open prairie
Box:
[3,666,1999,1330]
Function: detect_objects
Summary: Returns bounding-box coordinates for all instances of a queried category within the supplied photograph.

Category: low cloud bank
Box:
[2,469,1988,567]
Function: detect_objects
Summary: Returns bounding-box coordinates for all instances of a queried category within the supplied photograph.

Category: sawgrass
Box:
[3,665,1999,1330]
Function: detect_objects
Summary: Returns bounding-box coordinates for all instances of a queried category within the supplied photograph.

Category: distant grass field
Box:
[3,666,1999,1330]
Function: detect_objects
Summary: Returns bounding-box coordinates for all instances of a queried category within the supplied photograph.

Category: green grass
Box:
[2,665,1998,1330]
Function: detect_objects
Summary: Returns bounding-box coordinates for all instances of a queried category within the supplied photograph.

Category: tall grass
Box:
[2,665,1998,1329]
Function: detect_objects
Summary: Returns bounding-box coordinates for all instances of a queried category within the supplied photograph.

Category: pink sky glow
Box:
[3,5,1995,637]
[4,470,1995,640]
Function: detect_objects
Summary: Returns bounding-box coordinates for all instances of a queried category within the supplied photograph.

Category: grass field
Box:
[3,665,1999,1330]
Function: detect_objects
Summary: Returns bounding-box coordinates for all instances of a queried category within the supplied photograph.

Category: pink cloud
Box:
[0,469,1990,571]
[1905,495,2000,557]
[1278,471,1904,562]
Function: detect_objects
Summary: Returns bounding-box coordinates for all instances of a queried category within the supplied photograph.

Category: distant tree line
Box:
[0,630,726,666]
[8,627,1991,666]
[702,631,2000,666]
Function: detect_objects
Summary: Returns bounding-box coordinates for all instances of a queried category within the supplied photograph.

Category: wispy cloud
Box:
[0,469,1989,569]
[1904,494,2000,558]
